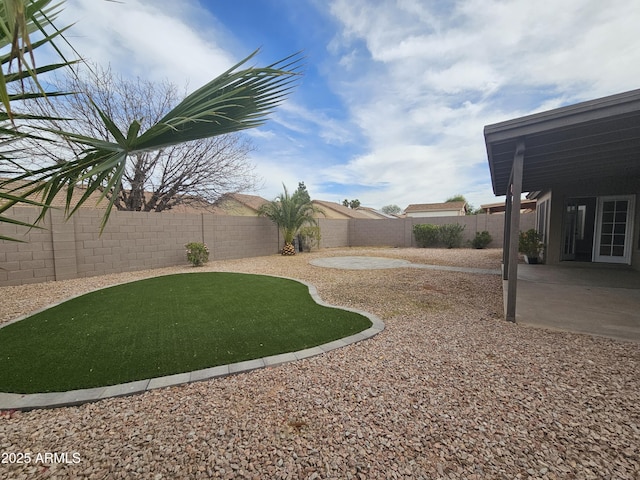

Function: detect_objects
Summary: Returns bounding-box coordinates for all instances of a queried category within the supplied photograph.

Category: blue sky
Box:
[60,0,640,210]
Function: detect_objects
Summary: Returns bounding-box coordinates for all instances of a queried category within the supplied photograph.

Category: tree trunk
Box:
[281,242,296,256]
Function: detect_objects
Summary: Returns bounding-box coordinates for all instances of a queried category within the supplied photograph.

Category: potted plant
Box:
[518,229,544,264]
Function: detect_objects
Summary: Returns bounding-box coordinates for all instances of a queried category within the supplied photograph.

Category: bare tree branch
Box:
[20,63,261,212]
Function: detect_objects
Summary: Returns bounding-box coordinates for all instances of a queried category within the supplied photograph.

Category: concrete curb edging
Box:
[0,275,384,411]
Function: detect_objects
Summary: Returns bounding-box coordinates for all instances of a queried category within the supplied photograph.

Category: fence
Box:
[0,206,534,286]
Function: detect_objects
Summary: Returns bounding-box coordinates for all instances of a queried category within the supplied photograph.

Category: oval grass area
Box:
[0,272,372,394]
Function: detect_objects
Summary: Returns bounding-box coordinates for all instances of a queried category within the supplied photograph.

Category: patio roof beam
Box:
[505,139,525,322]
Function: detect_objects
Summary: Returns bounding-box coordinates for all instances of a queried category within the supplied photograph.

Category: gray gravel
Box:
[0,247,639,479]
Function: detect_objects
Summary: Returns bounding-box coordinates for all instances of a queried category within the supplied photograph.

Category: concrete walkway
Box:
[0,278,384,411]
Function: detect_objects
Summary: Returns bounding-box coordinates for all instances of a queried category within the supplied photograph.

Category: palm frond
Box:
[6,50,303,233]
[0,0,77,236]
[0,2,303,239]
[0,0,66,118]
[0,188,48,242]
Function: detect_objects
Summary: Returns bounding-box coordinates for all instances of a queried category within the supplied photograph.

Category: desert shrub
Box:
[471,231,492,249]
[185,242,209,266]
[413,224,440,247]
[439,224,465,248]
[299,225,321,252]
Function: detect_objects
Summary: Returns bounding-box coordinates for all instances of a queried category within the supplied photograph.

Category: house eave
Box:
[485,88,640,196]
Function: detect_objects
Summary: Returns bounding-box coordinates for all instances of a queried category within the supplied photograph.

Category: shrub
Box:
[299,225,321,252]
[471,231,492,249]
[518,229,543,258]
[413,224,440,247]
[185,242,209,266]
[439,223,465,248]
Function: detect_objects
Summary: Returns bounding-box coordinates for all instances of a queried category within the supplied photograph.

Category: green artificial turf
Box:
[0,272,371,394]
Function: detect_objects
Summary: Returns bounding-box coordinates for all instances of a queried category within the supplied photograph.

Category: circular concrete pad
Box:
[310,256,412,270]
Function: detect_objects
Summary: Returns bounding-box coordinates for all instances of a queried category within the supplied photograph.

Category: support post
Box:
[503,188,512,280]
[505,140,525,322]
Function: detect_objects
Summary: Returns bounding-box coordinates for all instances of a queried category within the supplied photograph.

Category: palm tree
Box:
[258,184,323,255]
[0,0,302,240]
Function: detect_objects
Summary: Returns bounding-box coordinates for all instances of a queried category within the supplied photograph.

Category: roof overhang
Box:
[485,88,640,196]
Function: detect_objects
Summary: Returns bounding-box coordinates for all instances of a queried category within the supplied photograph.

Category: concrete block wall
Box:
[317,219,349,248]
[0,207,56,285]
[206,215,279,260]
[71,210,204,278]
[407,215,496,247]
[0,207,534,286]
[349,218,409,247]
[470,213,535,246]
[348,213,535,249]
[411,213,536,248]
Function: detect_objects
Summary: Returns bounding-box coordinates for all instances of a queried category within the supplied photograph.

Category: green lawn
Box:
[0,272,371,394]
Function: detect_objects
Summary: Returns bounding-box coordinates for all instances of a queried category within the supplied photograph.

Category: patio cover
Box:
[484,88,640,321]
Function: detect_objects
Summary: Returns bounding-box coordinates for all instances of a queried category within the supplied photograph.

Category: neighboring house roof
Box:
[163,197,217,214]
[480,199,537,214]
[120,190,219,214]
[484,88,640,196]
[311,200,372,219]
[212,193,270,216]
[1,178,107,210]
[0,179,272,216]
[227,193,270,212]
[355,206,397,219]
[404,201,467,214]
[212,196,385,219]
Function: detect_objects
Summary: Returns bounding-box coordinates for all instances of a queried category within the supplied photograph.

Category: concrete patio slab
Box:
[514,263,640,342]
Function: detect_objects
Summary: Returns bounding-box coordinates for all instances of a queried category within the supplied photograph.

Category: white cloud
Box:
[30,0,640,211]
[324,0,640,208]
[250,152,330,202]
[60,0,236,91]
[268,101,356,147]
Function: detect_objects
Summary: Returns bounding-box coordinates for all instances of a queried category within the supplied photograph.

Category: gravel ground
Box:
[0,247,638,479]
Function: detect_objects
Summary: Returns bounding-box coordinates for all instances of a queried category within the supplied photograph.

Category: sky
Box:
[56,0,640,211]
